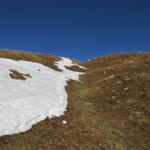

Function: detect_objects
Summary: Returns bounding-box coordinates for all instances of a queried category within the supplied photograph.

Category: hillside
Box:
[0,51,149,150]
[0,50,60,71]
[81,53,150,149]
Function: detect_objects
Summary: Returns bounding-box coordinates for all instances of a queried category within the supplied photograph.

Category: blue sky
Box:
[0,0,150,61]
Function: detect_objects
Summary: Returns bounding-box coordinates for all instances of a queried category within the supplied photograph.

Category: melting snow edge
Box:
[0,57,84,137]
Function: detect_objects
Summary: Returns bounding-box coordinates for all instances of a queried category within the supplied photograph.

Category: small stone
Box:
[108,74,115,80]
[124,87,129,91]
[135,111,142,115]
[112,96,116,99]
[116,80,122,85]
[116,100,120,103]
[124,77,131,81]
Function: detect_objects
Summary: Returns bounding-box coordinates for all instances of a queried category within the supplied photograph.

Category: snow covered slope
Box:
[0,57,83,137]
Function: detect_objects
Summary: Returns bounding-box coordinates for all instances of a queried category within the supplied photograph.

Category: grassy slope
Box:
[0,51,150,150]
[0,50,60,71]
[82,52,150,149]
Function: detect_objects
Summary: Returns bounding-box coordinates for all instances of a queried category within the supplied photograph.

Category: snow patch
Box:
[0,57,83,137]
[62,120,67,125]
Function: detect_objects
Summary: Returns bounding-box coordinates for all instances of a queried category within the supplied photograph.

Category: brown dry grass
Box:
[0,50,60,71]
[82,52,150,149]
[9,69,31,80]
[0,51,149,150]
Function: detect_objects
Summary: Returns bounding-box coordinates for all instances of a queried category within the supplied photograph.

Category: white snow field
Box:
[0,57,83,137]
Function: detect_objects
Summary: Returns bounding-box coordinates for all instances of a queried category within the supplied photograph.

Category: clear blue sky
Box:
[0,0,150,61]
